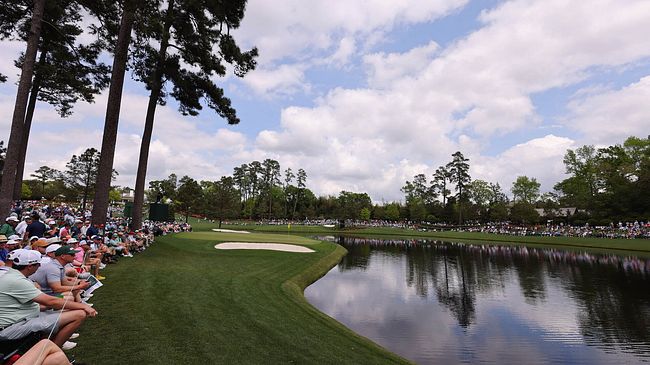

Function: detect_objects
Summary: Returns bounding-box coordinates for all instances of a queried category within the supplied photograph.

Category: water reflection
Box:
[306,236,650,364]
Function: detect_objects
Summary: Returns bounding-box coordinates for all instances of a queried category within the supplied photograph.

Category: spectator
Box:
[0,250,96,350]
[14,339,70,365]
[0,235,8,266]
[0,216,19,237]
[58,223,71,239]
[70,220,83,239]
[14,216,31,238]
[30,246,90,303]
[24,212,47,240]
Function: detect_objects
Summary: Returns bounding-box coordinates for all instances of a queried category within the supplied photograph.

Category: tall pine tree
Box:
[130,0,257,228]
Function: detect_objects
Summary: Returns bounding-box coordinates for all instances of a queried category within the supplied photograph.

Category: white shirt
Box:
[15,221,27,236]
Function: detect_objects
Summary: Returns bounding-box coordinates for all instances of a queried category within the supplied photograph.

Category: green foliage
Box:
[447,151,471,224]
[385,203,401,221]
[510,202,540,224]
[359,207,371,221]
[130,0,257,122]
[175,175,203,221]
[108,188,121,202]
[337,191,372,220]
[555,136,650,221]
[203,176,240,226]
[148,173,178,202]
[20,182,31,199]
[5,1,110,116]
[511,176,540,204]
[30,165,57,198]
[64,148,116,210]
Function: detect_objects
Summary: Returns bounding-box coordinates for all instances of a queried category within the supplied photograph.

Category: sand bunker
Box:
[214,242,314,253]
[212,229,250,234]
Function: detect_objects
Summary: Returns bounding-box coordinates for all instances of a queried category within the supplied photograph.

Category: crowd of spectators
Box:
[454,221,650,239]
[231,217,650,240]
[0,201,190,364]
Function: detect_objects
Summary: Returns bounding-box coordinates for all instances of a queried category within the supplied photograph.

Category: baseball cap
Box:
[0,235,7,243]
[29,236,39,241]
[6,239,19,246]
[79,240,89,246]
[45,244,62,254]
[7,248,28,261]
[6,216,18,222]
[12,250,41,265]
[8,235,20,241]
[67,238,79,244]
[55,246,79,256]
[32,238,49,248]
[47,237,61,244]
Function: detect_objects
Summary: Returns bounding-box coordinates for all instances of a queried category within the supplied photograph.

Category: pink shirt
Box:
[74,247,85,264]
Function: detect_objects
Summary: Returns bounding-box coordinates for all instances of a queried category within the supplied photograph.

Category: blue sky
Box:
[1,0,650,202]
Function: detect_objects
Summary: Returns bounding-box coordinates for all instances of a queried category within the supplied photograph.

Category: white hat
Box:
[6,216,18,222]
[79,240,89,246]
[8,235,20,241]
[29,236,39,241]
[47,220,56,225]
[12,250,41,265]
[47,237,61,244]
[7,248,28,261]
[67,238,78,244]
[45,244,62,254]
[6,239,19,246]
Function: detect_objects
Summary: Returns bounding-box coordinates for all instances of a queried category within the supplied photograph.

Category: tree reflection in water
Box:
[321,235,650,350]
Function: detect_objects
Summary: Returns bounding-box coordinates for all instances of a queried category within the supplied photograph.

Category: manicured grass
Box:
[210,221,650,254]
[70,231,411,364]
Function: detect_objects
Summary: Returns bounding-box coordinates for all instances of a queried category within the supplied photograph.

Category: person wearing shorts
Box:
[0,250,96,348]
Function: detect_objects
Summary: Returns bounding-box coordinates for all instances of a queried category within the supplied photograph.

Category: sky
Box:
[1,0,650,203]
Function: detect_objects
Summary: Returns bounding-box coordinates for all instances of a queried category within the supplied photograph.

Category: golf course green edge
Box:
[282,242,413,364]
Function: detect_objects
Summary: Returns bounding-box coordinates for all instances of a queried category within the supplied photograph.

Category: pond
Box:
[304,236,650,364]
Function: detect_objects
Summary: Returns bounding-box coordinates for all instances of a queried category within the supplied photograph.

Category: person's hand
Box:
[83,306,97,317]
[78,280,90,290]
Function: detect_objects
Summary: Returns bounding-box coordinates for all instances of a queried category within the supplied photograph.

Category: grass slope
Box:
[70,231,411,364]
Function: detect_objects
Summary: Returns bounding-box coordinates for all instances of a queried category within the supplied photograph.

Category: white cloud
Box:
[363,41,440,88]
[472,135,576,195]
[236,0,468,63]
[233,0,468,96]
[243,63,310,97]
[565,76,650,144]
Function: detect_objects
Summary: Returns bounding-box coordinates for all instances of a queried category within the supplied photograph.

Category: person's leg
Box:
[14,339,70,365]
[51,310,86,347]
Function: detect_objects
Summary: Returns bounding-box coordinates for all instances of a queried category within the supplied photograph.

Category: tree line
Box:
[0,0,257,229]
[400,136,650,225]
[4,135,647,226]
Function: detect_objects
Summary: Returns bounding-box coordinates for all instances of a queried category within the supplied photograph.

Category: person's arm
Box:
[48,279,88,293]
[32,293,97,316]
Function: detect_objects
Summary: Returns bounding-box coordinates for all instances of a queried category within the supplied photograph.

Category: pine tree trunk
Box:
[132,0,175,229]
[0,0,45,214]
[13,50,46,200]
[91,1,137,225]
[458,186,463,225]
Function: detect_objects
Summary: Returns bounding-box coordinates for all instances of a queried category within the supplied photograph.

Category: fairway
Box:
[70,231,410,364]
